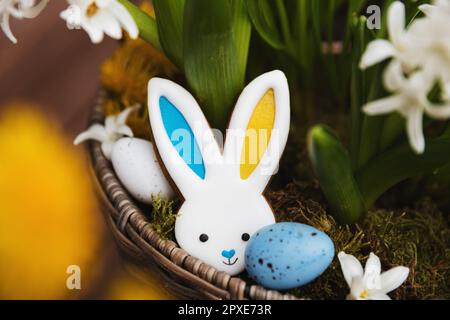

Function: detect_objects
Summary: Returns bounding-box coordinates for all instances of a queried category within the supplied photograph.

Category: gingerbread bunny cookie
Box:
[148,70,290,275]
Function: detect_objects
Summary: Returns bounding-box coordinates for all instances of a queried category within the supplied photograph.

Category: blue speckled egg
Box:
[245,222,334,290]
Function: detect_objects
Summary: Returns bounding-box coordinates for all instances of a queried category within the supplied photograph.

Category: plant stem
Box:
[296,0,308,69]
[357,63,384,168]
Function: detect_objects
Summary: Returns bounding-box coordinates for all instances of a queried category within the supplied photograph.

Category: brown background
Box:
[0,1,118,135]
[0,1,177,299]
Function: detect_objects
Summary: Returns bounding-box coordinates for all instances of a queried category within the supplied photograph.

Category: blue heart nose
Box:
[221,249,236,259]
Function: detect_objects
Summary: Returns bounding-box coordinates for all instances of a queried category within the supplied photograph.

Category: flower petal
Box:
[104,115,117,134]
[425,103,450,119]
[96,0,113,8]
[419,4,436,17]
[73,124,108,145]
[20,0,49,19]
[101,141,114,160]
[408,71,435,101]
[60,7,71,20]
[338,252,364,288]
[388,1,405,45]
[363,253,381,290]
[115,124,133,137]
[348,275,365,300]
[363,95,404,115]
[1,13,17,44]
[60,4,82,30]
[368,291,391,300]
[406,107,425,154]
[82,20,104,43]
[116,105,139,125]
[380,266,410,293]
[384,60,406,92]
[109,1,138,39]
[360,40,396,69]
[91,10,122,39]
[8,6,26,19]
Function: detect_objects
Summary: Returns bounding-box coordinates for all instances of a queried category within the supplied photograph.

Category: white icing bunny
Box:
[148,70,290,275]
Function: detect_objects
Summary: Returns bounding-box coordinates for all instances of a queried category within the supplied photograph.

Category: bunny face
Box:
[175,177,276,275]
[148,70,290,275]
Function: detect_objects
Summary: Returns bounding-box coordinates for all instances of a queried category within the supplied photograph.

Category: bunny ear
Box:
[148,78,221,198]
[223,70,290,194]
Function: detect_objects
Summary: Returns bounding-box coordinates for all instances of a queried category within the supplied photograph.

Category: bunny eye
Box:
[241,233,250,242]
[199,234,209,243]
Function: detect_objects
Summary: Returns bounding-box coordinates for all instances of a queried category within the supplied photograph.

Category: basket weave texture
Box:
[89,91,300,300]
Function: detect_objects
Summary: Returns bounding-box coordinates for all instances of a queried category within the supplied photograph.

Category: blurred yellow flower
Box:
[0,105,105,299]
[140,0,155,18]
[101,27,178,107]
[100,35,178,141]
[104,264,175,300]
[100,1,179,141]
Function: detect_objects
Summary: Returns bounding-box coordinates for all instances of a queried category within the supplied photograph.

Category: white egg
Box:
[111,137,174,203]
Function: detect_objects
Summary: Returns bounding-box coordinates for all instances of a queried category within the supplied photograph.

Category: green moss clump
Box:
[268,183,369,299]
[269,183,450,300]
[149,195,179,240]
[365,199,450,300]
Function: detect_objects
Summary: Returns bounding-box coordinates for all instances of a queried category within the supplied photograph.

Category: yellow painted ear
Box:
[240,89,276,179]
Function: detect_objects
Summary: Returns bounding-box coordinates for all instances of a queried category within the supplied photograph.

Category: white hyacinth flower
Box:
[359,1,417,71]
[363,62,450,154]
[361,0,450,95]
[0,0,48,43]
[60,0,138,44]
[416,0,450,101]
[338,252,410,300]
[74,105,137,159]
[360,0,450,154]
[419,0,450,19]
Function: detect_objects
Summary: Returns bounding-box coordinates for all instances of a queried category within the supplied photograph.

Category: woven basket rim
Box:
[89,90,301,300]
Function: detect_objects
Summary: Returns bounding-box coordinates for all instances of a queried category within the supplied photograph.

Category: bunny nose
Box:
[221,249,236,259]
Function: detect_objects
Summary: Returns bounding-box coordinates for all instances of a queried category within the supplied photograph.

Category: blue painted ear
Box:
[159,96,206,180]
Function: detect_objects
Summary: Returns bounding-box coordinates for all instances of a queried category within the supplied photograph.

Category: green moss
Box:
[268,183,369,299]
[364,199,450,300]
[270,183,450,300]
[149,195,179,240]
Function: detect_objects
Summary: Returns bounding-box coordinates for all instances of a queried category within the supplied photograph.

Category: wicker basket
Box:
[88,90,300,300]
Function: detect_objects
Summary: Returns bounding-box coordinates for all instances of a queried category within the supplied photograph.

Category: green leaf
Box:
[118,0,161,50]
[153,0,185,68]
[308,125,366,224]
[246,0,284,50]
[233,2,252,76]
[356,135,450,208]
[444,123,450,136]
[183,0,251,130]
